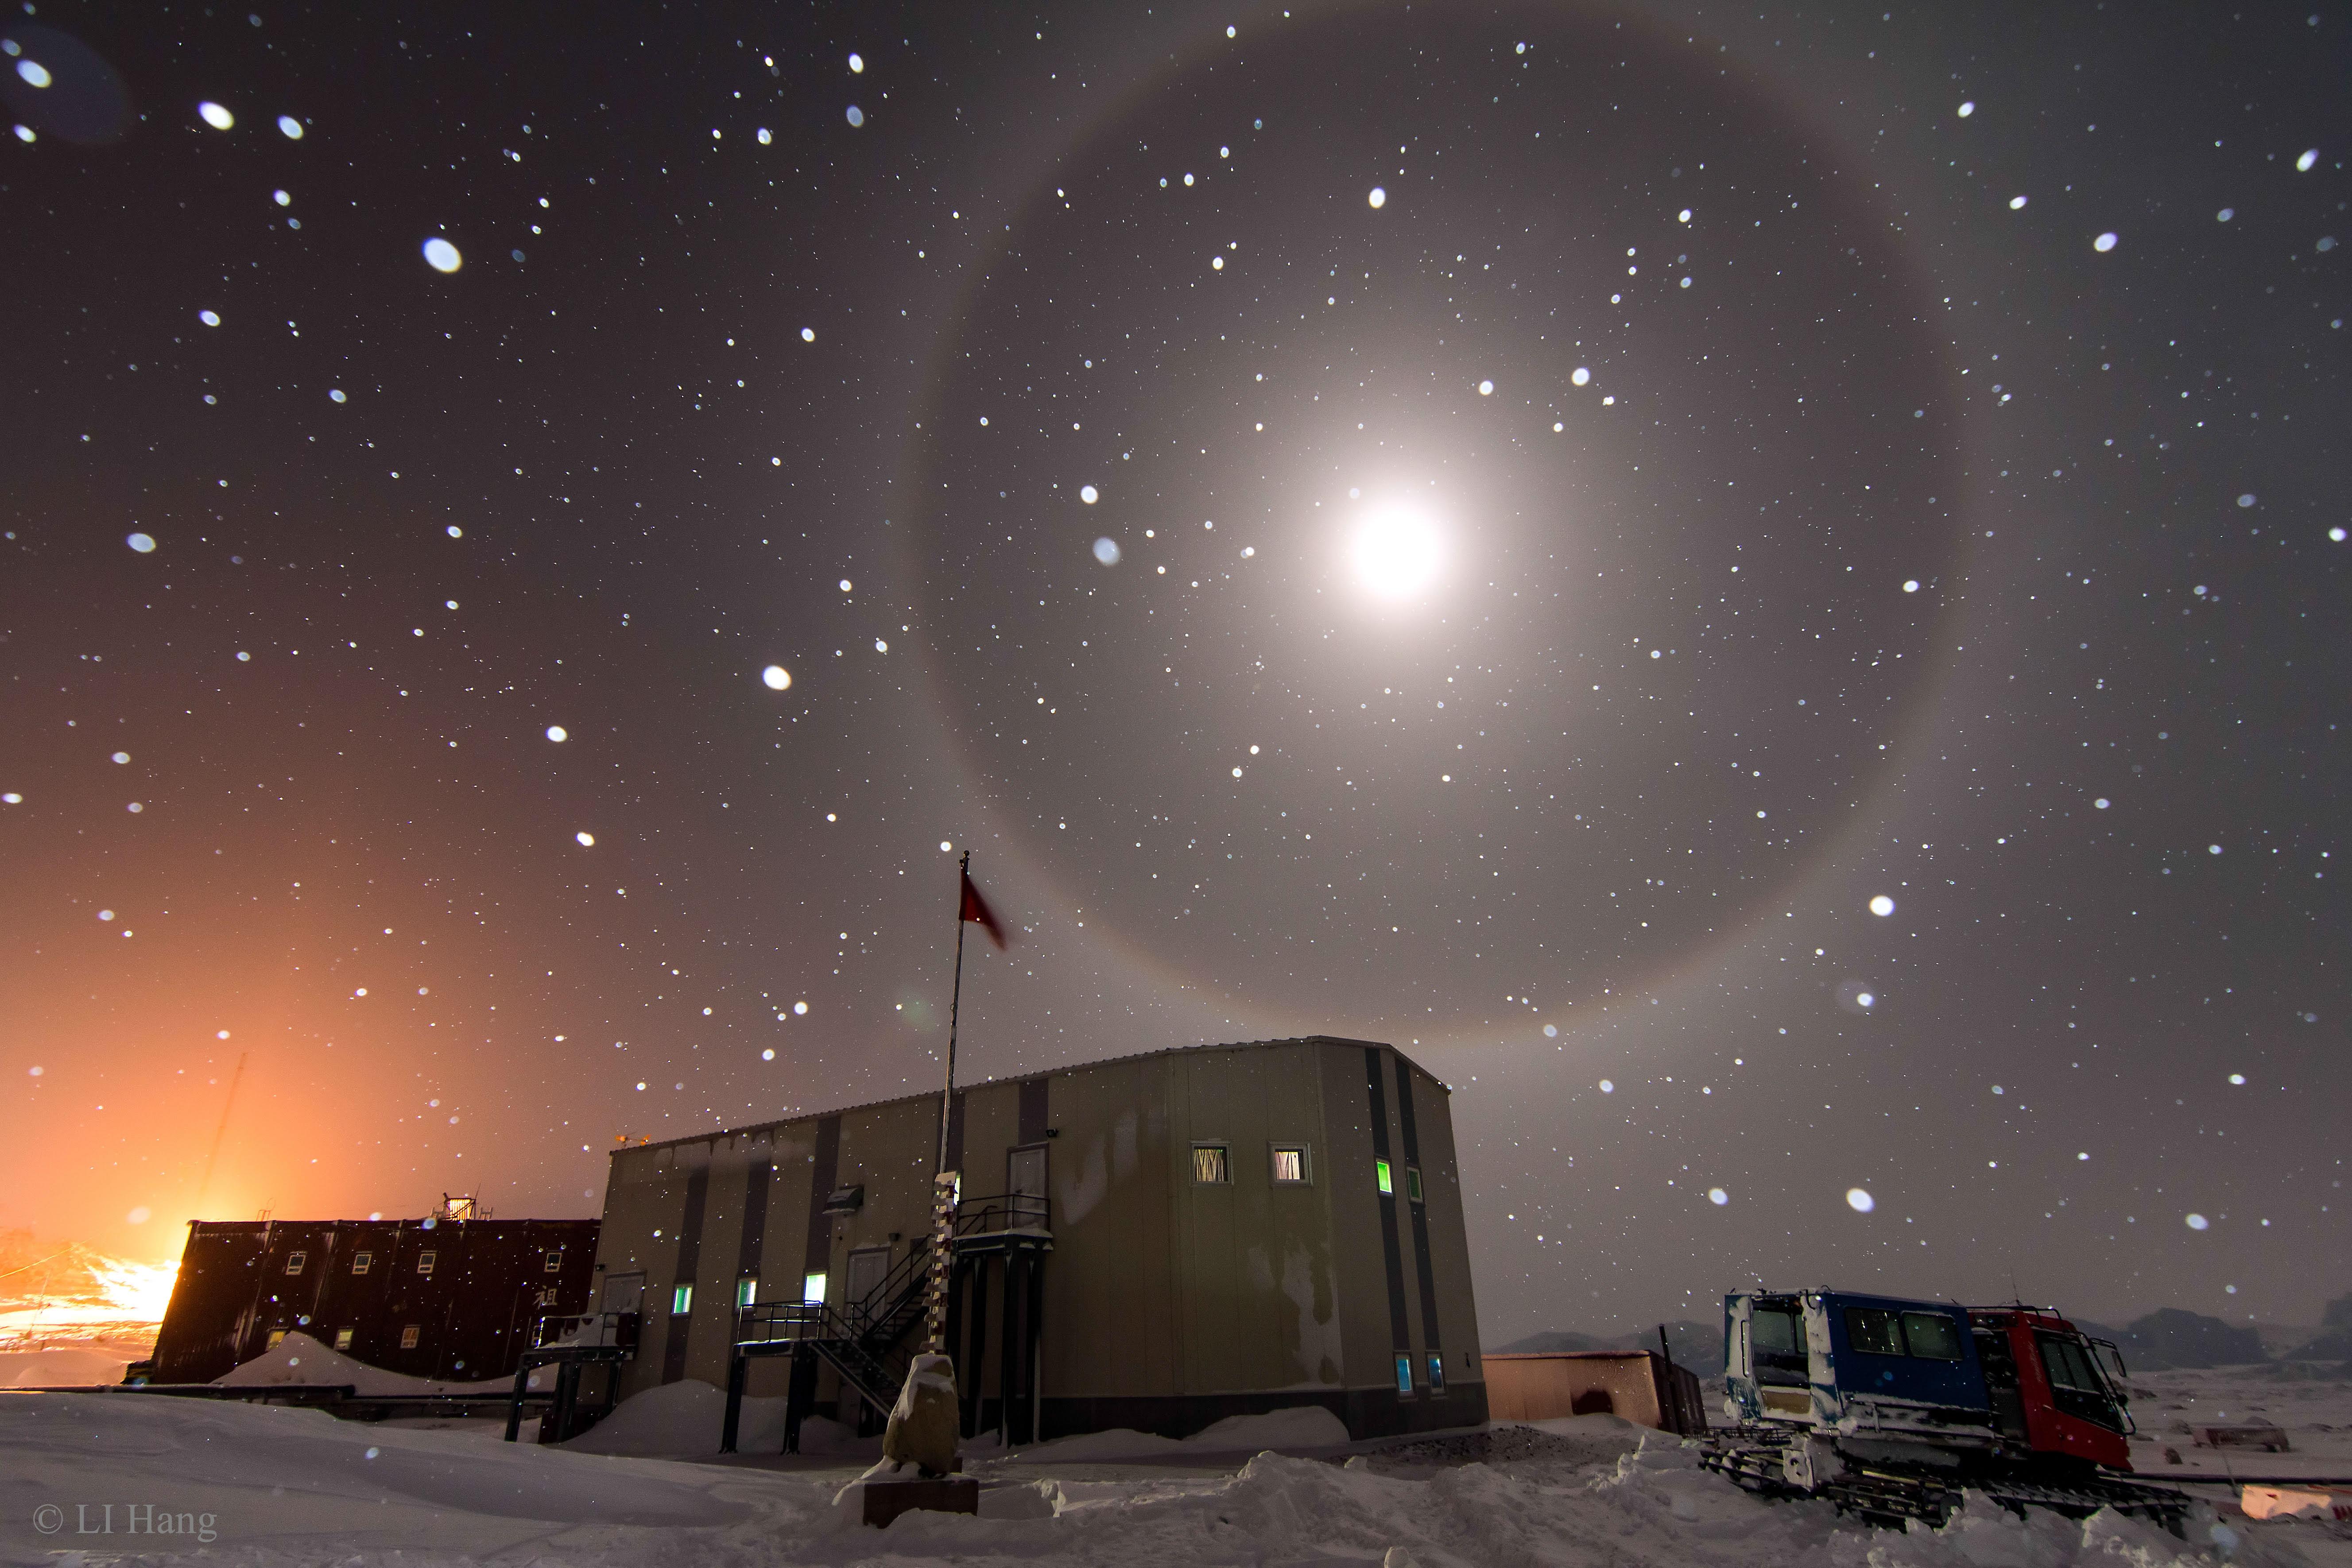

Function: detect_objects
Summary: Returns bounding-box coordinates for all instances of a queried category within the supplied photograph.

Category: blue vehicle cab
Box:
[1724,1290,1997,1452]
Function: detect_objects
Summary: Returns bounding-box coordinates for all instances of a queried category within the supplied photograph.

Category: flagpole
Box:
[938,850,969,1177]
[923,851,972,1356]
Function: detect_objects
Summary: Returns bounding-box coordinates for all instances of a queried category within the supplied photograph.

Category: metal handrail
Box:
[733,1192,1049,1349]
[735,1301,840,1345]
[954,1191,1050,1237]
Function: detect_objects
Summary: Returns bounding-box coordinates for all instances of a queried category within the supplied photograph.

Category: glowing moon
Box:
[1349,505,1443,599]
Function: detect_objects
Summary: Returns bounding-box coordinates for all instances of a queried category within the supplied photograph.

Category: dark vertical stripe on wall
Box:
[946,1090,967,1172]
[662,1164,709,1384]
[1395,1060,1443,1352]
[738,1158,770,1285]
[804,1116,841,1280]
[1363,1048,1411,1355]
[1017,1077,1050,1145]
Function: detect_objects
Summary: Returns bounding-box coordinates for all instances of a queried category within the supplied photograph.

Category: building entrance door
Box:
[1007,1145,1048,1226]
[598,1271,645,1315]
[845,1247,891,1316]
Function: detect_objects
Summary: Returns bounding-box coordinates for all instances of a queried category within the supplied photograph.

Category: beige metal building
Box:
[587,1036,1487,1445]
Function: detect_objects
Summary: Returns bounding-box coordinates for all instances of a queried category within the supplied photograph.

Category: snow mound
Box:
[1370,1414,1645,1471]
[216,1331,520,1397]
[0,1345,132,1387]
[983,1402,1352,1462]
[560,1376,790,1455]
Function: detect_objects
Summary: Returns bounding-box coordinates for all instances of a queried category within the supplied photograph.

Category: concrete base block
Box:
[862,1476,979,1529]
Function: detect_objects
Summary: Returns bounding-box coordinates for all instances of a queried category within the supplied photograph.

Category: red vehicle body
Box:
[1966,1307,2133,1473]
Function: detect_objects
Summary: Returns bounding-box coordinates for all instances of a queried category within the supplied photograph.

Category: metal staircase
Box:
[722,1192,1049,1451]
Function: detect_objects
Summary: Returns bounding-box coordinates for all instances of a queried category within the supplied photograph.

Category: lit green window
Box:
[802,1271,827,1305]
[1375,1159,1393,1195]
[1406,1166,1425,1204]
[671,1283,694,1315]
[736,1276,758,1308]
[1394,1353,1414,1394]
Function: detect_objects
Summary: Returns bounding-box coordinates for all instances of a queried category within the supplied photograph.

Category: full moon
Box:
[1349,506,1444,600]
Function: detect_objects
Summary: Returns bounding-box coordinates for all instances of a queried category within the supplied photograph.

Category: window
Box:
[1752,1305,1808,1386]
[1375,1158,1393,1195]
[1902,1312,1964,1361]
[267,1328,287,1350]
[350,1251,373,1275]
[1191,1143,1231,1184]
[736,1276,758,1309]
[1405,1166,1425,1204]
[1844,1307,1905,1356]
[2037,1333,2125,1432]
[284,1251,308,1275]
[1847,1306,1965,1360]
[416,1251,437,1277]
[1427,1354,1447,1394]
[1271,1145,1310,1184]
[802,1271,827,1305]
[543,1250,563,1274]
[2039,1334,2103,1394]
[333,1328,354,1351]
[399,1324,421,1350]
[1394,1354,1414,1395]
[671,1283,694,1315]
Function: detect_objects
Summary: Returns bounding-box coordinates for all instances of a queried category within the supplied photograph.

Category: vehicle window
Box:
[2038,1334,2100,1391]
[1752,1307,1809,1386]
[1902,1311,1964,1360]
[1844,1307,1905,1355]
[2036,1332,2126,1432]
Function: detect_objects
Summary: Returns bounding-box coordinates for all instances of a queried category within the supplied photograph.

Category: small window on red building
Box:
[399,1324,421,1350]
[416,1251,438,1277]
[543,1250,563,1274]
[284,1251,308,1275]
[350,1251,373,1275]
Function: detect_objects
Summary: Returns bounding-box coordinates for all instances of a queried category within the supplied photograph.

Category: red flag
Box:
[960,869,1008,949]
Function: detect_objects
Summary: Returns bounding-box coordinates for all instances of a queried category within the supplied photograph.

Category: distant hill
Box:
[2284,1292,2352,1362]
[1496,1299,2346,1377]
[1495,1319,1724,1372]
[2073,1308,2268,1371]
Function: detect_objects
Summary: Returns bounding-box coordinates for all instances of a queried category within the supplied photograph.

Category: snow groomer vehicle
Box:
[1704,1290,2189,1531]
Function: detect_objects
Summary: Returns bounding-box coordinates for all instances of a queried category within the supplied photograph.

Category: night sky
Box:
[4,1,2345,1346]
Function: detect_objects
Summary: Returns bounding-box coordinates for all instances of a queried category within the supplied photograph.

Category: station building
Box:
[149,1208,601,1384]
[589,1036,1487,1444]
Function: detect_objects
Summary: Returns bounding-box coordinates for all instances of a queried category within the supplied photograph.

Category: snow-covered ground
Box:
[6,1368,2349,1568]
[2123,1364,2352,1485]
